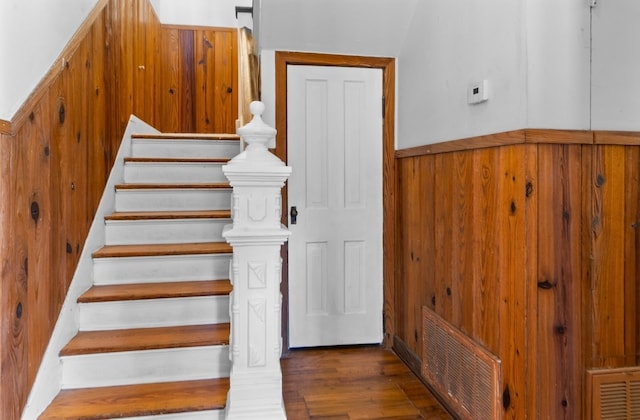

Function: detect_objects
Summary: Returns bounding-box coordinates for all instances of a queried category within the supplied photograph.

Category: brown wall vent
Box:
[422,306,502,420]
[587,367,640,419]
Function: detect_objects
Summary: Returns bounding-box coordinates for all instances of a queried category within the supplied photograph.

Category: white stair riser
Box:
[105,219,230,245]
[79,296,230,331]
[93,254,231,285]
[124,162,227,184]
[61,345,230,389]
[115,189,231,212]
[132,139,240,159]
[117,410,224,420]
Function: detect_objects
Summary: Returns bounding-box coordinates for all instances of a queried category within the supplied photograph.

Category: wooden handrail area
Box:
[392,127,640,418]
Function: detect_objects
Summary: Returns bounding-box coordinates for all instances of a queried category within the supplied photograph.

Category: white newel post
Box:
[223,101,290,419]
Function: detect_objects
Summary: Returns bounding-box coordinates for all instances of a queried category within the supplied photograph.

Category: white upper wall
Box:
[150,0,251,28]
[0,0,99,121]
[591,0,640,131]
[396,0,528,147]
[258,0,640,148]
[526,0,590,130]
[256,0,417,58]
[397,0,592,147]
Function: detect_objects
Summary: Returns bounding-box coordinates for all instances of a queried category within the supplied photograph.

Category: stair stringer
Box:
[21,115,160,420]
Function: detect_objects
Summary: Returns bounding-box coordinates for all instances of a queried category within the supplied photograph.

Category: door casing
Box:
[274,51,396,351]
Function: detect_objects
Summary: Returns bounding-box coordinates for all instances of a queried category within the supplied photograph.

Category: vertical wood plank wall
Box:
[394,131,640,419]
[0,1,237,417]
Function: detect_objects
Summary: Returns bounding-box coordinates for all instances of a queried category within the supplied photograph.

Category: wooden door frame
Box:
[274,51,396,350]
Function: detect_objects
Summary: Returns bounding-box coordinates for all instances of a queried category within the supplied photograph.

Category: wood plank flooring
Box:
[282,346,453,420]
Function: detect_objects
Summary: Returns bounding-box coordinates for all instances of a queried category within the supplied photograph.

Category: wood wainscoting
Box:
[393,129,640,419]
[0,1,237,417]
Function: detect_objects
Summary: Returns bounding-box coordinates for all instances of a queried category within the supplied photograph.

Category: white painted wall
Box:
[526,0,590,130]
[591,0,640,131]
[0,0,99,120]
[256,0,417,58]
[150,0,251,28]
[257,0,640,148]
[396,0,528,147]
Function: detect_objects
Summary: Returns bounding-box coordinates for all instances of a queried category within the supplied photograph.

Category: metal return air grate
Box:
[422,306,502,420]
[587,367,640,419]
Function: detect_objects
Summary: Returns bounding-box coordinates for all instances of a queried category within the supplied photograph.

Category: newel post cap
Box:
[236,101,276,151]
[225,101,289,175]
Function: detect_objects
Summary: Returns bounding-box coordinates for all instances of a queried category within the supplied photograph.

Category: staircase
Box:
[38,130,241,419]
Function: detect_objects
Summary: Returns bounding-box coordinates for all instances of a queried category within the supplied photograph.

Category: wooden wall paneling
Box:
[523,144,539,420]
[535,144,584,419]
[471,147,500,351]
[133,0,152,124]
[451,150,474,335]
[394,158,408,344]
[496,145,527,419]
[23,100,54,392]
[68,31,91,252]
[5,127,29,420]
[88,9,109,215]
[433,153,453,322]
[590,146,626,367]
[157,27,182,132]
[195,29,214,132]
[215,29,238,134]
[113,0,136,136]
[623,147,640,365]
[195,29,238,133]
[395,156,435,355]
[0,132,13,418]
[48,70,70,335]
[579,144,594,412]
[178,29,195,132]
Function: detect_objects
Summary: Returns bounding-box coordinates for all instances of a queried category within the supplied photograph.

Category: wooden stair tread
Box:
[104,210,231,221]
[132,132,240,140]
[38,378,229,419]
[61,323,230,356]
[78,280,232,303]
[115,182,230,190]
[124,157,230,163]
[92,242,232,258]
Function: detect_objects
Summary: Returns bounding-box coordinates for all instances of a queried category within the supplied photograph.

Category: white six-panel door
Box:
[287,65,383,348]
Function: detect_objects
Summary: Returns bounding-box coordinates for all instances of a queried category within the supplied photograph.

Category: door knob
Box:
[290,206,298,225]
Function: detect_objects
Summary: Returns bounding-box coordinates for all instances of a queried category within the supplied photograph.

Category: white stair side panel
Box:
[114,188,231,212]
[124,161,227,184]
[105,218,230,245]
[117,410,224,420]
[79,296,230,331]
[93,254,231,285]
[131,139,240,159]
[61,345,230,389]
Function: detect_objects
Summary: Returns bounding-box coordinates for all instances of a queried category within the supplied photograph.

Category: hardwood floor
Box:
[282,346,453,420]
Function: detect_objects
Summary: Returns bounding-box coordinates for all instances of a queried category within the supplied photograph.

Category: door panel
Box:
[287,65,383,347]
